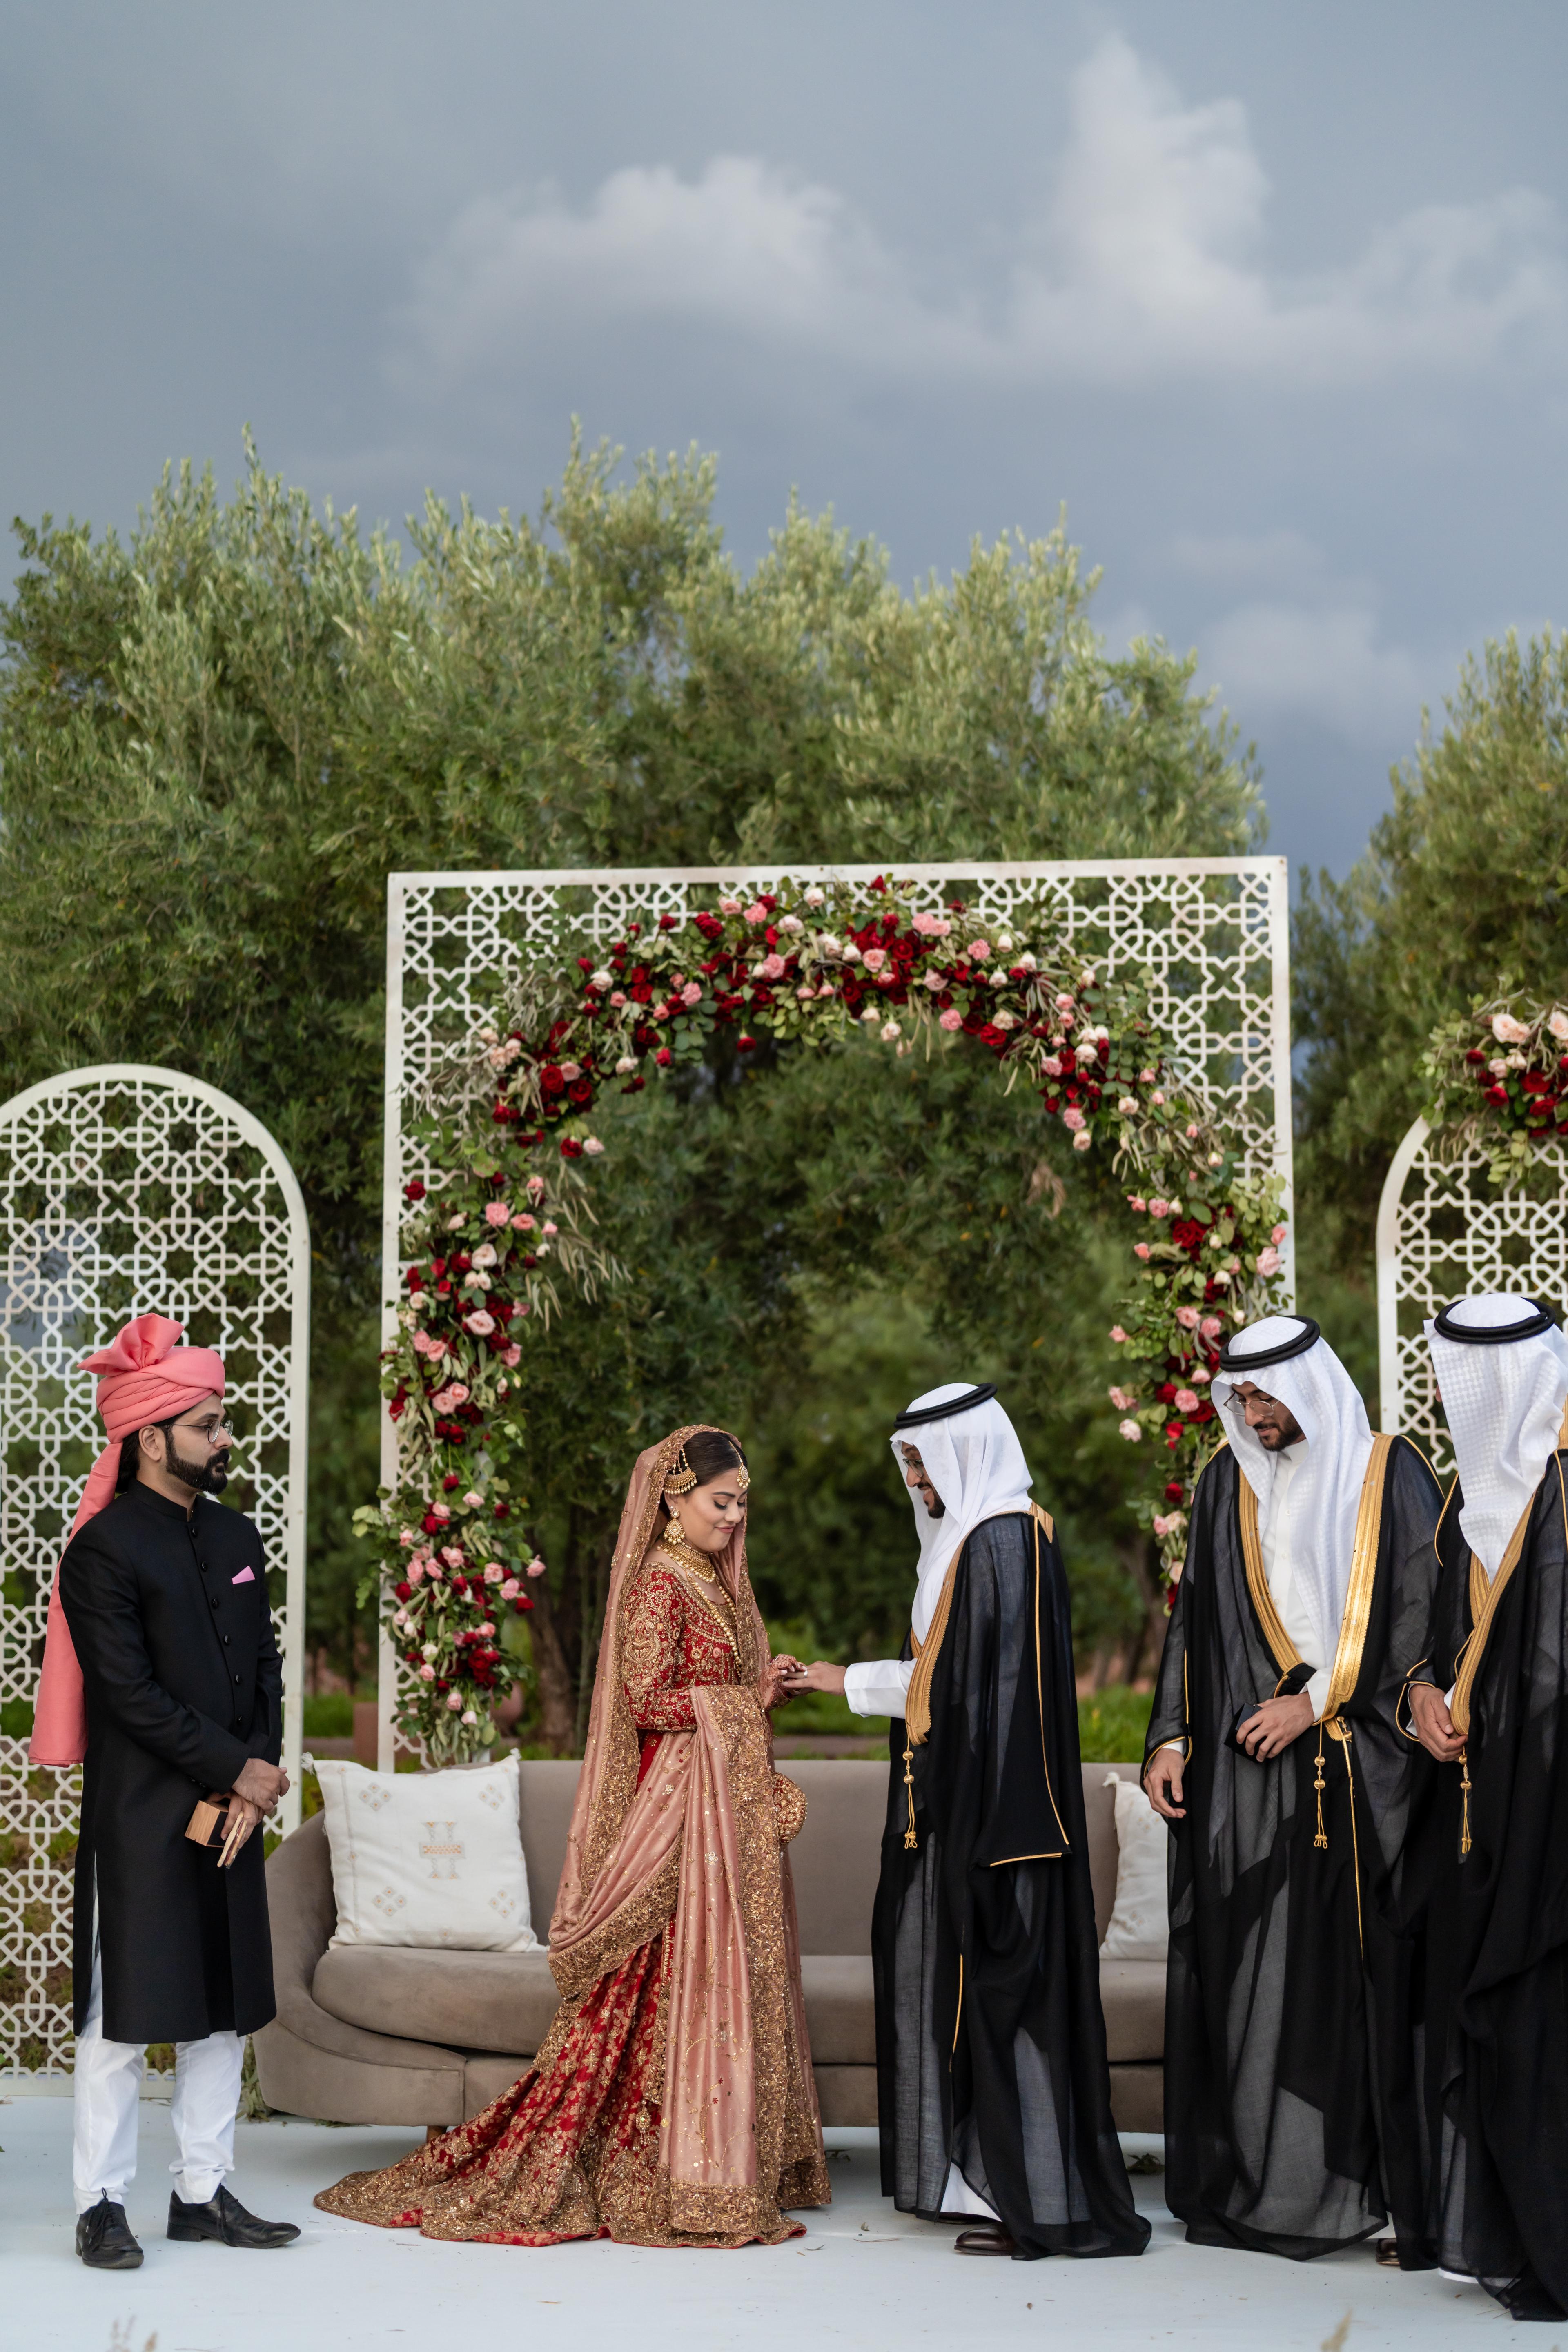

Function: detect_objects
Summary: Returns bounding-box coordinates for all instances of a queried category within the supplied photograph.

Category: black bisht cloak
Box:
[1143,1436,1442,2261]
[59,1480,282,2045]
[871,1507,1149,2260]
[1406,1452,1568,2320]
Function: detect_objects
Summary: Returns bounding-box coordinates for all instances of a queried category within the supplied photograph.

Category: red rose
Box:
[1164,1481,1184,1503]
[395,1580,413,1602]
[403,1179,426,1201]
[560,1137,584,1159]
[515,1595,535,1613]
[493,1502,511,1519]
[568,1079,592,1105]
[655,1046,673,1066]
[737,1034,756,1053]
[540,1065,566,1095]
[442,1472,460,1491]
[422,1512,442,1534]
[1485,1083,1509,1105]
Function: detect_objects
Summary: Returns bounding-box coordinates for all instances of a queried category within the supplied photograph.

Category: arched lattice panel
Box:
[0,1067,309,2075]
[1376,1116,1568,1473]
[377,859,1294,1763]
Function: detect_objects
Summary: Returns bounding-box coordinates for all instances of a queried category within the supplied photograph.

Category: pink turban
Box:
[29,1314,226,1768]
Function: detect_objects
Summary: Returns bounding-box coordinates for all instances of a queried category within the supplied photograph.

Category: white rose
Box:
[1492,1012,1531,1045]
[472,1243,497,1268]
[1118,1419,1142,1442]
[615,1055,637,1075]
[590,968,614,989]
[880,1020,902,1042]
[1550,1009,1568,1042]
[804,886,826,908]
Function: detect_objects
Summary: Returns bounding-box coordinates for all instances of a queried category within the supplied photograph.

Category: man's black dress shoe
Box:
[167,2183,300,2248]
[76,2196,144,2269]
[954,2224,1018,2256]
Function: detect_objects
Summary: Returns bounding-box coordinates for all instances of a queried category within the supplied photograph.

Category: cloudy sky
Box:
[7,1,1567,877]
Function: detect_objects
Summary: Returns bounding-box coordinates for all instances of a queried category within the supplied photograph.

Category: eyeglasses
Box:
[168,1414,235,1444]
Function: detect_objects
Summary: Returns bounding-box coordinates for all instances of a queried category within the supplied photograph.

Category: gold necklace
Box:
[662,1521,717,1581]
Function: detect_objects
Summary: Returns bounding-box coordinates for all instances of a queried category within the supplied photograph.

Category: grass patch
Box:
[1077,1686,1152,1763]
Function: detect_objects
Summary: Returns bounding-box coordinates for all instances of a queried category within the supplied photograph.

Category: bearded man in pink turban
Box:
[37,1314,299,2269]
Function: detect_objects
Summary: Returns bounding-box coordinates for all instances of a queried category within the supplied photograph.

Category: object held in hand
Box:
[185,1791,246,1866]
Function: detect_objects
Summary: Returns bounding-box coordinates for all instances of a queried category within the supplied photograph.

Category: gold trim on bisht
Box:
[899,1501,1056,1853]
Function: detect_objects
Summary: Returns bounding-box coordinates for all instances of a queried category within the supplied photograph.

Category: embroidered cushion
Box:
[309,1751,538,1953]
[1097,1769,1169,1963]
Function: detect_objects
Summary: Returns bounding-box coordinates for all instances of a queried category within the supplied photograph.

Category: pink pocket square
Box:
[231,1567,256,1586]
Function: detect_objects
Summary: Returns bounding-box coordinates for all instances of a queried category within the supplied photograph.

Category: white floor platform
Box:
[0,2102,1526,2352]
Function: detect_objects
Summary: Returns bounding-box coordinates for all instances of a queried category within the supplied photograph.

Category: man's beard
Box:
[921,1487,945,1519]
[166,1439,232,1496]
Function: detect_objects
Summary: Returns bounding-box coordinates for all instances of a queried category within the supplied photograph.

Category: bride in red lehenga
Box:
[316,1425,831,2247]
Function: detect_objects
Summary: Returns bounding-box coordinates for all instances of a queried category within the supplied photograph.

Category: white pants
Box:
[72,1915,243,2215]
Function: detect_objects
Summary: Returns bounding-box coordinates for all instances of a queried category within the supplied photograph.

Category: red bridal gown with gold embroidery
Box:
[316,1548,830,2247]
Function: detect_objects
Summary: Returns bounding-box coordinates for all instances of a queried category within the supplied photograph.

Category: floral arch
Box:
[368,862,1294,1763]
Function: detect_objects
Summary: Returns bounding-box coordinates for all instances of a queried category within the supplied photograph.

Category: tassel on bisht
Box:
[1312,1721,1329,1851]
[1460,1750,1472,1858]
[903,1738,918,1850]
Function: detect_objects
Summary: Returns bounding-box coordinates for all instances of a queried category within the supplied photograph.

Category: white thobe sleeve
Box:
[843,1657,913,1718]
[1305,1666,1332,1721]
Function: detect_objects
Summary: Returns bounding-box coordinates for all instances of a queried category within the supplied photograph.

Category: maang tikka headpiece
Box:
[666,1441,750,1497]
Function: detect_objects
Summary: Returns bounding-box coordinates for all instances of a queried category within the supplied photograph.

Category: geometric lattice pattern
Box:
[1376,1116,1568,1477]
[377,860,1294,1762]
[0,1066,310,2074]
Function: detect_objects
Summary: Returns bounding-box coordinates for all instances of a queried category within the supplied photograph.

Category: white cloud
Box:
[401,35,1567,394]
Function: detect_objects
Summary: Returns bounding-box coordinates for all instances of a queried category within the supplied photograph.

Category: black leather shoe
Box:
[76,2197,143,2269]
[954,2224,1017,2256]
[167,2183,300,2248]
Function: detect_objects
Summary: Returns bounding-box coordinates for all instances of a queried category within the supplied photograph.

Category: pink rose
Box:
[939,1009,963,1031]
[463,1489,483,1508]
[501,1344,521,1368]
[559,1061,581,1083]
[583,1137,604,1156]
[609,990,628,1007]
[464,1310,496,1335]
[1492,1011,1531,1045]
[446,1691,463,1711]
[719,896,742,915]
[1140,1067,1156,1083]
[1189,1367,1211,1384]
[1134,1242,1151,1260]
[1118,1419,1142,1442]
[1108,1385,1134,1410]
[797,985,815,1002]
[485,1200,510,1226]
[862,948,887,973]
[1152,1514,1172,1539]
[526,1174,546,1203]
[408,1562,425,1584]
[441,1545,465,1567]
[1054,993,1075,1013]
[968,940,991,961]
[1255,1245,1281,1276]
[681,981,703,1005]
[527,1556,548,1577]
[1200,1314,1223,1339]
[1148,1198,1169,1219]
[911,912,951,937]
[419,1663,436,1682]
[1175,1306,1199,1330]
[430,1502,451,1522]
[1127,1195,1146,1213]
[542,1220,558,1236]
[1062,1106,1086,1132]
[1271,1224,1287,1245]
[1042,1055,1062,1076]
[500,1577,520,1599]
[744,900,769,925]
[758,953,786,980]
[1109,1325,1128,1344]
[461,1708,478,1726]
[412,1331,448,1360]
[1174,1388,1200,1414]
[1185,1123,1200,1140]
[484,1563,504,1584]
[512,1212,537,1232]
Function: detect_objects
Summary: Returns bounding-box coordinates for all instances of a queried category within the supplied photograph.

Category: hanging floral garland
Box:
[361,875,1288,1758]
[1423,982,1568,1185]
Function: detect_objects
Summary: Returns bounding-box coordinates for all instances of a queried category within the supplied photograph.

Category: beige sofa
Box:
[254,1758,1162,2134]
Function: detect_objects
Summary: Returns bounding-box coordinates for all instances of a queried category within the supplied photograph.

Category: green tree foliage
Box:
[1292,629,1568,1392]
[0,433,1259,1699]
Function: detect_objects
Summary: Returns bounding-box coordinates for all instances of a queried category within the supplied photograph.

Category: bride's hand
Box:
[766,1655,802,1710]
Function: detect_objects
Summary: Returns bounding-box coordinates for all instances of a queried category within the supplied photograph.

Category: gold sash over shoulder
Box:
[1450,1405,1568,1738]
[1238,1433,1394,1717]
[903,1502,1054,1746]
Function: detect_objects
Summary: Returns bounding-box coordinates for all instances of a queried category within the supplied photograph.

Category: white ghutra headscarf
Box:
[1425,1293,1568,1574]
[1211,1315,1374,1671]
[891,1383,1034,1643]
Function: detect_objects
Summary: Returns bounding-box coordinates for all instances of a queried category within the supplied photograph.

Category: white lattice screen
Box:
[1376,1116,1568,1471]
[0,1067,310,2076]
[378,859,1295,1764]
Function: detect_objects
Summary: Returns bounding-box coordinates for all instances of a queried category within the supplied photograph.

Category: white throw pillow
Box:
[1098,1768,1169,1962]
[309,1751,538,1953]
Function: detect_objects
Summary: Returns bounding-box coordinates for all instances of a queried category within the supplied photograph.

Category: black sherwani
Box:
[871,1509,1149,2260]
[59,1481,282,2045]
[1144,1437,1442,2261]
[1407,1454,1568,2320]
